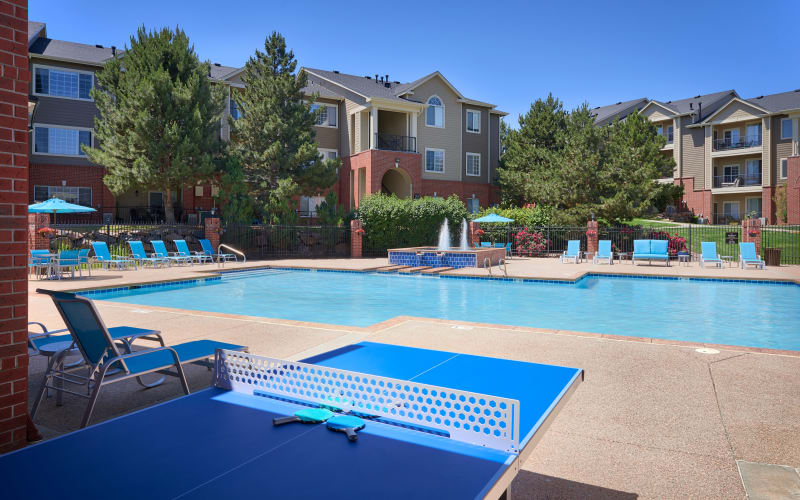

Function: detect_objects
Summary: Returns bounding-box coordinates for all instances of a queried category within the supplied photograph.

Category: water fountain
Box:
[459,218,469,250]
[436,218,451,250]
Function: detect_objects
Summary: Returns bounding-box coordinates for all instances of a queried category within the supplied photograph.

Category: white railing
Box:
[217,244,245,267]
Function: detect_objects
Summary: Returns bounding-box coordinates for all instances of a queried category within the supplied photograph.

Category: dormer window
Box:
[34,65,93,101]
[426,96,444,128]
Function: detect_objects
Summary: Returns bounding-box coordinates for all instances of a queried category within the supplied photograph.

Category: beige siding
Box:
[704,126,712,189]
[462,106,490,183]
[681,126,705,188]
[641,106,674,122]
[762,117,771,186]
[342,97,364,156]
[378,110,407,137]
[773,115,792,185]
[312,97,341,151]
[712,101,762,124]
[414,76,462,181]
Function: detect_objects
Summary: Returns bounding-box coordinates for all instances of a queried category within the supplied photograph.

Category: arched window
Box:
[426,96,444,128]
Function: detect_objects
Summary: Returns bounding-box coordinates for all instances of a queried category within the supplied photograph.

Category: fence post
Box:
[586,220,599,258]
[205,217,221,252]
[350,219,363,258]
[741,218,761,256]
[469,221,480,247]
[29,213,50,250]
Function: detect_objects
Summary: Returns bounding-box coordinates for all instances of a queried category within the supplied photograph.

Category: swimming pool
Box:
[88,269,800,351]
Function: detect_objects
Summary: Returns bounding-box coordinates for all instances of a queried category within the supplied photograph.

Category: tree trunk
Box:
[164,189,175,223]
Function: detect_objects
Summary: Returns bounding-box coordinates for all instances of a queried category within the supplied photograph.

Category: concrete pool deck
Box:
[24,258,800,498]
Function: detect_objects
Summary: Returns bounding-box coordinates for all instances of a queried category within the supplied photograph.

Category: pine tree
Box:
[231,32,339,215]
[85,26,226,223]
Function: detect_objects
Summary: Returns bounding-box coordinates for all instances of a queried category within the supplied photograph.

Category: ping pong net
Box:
[214,349,520,453]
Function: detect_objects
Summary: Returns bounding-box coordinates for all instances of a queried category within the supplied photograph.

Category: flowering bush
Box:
[37,227,56,236]
[645,230,687,255]
[514,227,548,256]
[475,229,485,236]
[354,228,365,235]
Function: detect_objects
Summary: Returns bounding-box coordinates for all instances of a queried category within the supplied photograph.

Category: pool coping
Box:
[65,266,800,358]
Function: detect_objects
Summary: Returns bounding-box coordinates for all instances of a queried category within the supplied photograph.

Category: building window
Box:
[466,153,480,176]
[299,195,324,217]
[746,123,762,145]
[426,96,444,128]
[467,198,479,213]
[656,125,663,136]
[230,99,242,120]
[466,110,480,133]
[781,118,793,140]
[745,159,761,185]
[723,201,739,220]
[746,197,762,218]
[722,164,739,184]
[34,65,93,100]
[425,148,444,173]
[33,125,92,156]
[319,149,338,161]
[724,129,740,145]
[780,158,788,179]
[34,185,92,206]
[667,126,673,143]
[311,104,337,127]
[195,185,204,196]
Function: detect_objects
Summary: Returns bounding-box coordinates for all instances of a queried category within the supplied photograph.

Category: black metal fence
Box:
[221,224,350,259]
[48,223,206,256]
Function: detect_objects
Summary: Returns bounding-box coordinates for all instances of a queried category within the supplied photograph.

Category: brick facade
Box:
[350,219,363,258]
[676,177,712,221]
[586,220,598,256]
[741,218,762,256]
[0,0,30,453]
[204,217,220,252]
[787,156,800,225]
[761,186,776,225]
[27,213,48,250]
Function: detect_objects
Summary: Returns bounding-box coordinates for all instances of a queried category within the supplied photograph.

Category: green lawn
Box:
[622,218,681,228]
[668,226,799,264]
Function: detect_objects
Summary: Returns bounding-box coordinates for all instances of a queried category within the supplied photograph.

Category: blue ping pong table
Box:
[1,341,582,500]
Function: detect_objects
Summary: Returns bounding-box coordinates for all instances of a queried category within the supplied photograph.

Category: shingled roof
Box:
[650,90,736,119]
[302,68,417,103]
[747,89,800,113]
[590,97,648,125]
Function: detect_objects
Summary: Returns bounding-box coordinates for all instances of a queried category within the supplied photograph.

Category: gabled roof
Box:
[699,97,768,124]
[301,68,417,104]
[208,63,239,80]
[29,37,118,66]
[747,89,800,113]
[590,97,648,125]
[393,71,464,99]
[641,90,737,123]
[301,81,345,101]
[28,21,45,47]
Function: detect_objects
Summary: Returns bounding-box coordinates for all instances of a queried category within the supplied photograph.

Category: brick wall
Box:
[204,217,220,252]
[350,219,362,258]
[29,163,114,209]
[761,186,775,225]
[677,177,712,222]
[787,157,800,224]
[741,218,762,255]
[0,0,30,453]
[27,213,48,250]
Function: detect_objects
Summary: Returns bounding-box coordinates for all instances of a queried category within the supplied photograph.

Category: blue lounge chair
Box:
[77,248,92,276]
[632,240,670,266]
[593,240,613,265]
[560,240,581,263]
[91,241,137,270]
[174,239,212,264]
[128,240,168,268]
[199,238,237,262]
[152,240,193,266]
[700,242,723,268]
[480,242,492,248]
[33,289,248,428]
[739,242,765,269]
[29,249,52,279]
[52,249,82,278]
[504,242,512,258]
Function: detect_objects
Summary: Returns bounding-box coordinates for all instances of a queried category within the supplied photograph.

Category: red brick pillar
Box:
[741,218,762,256]
[28,213,49,250]
[0,0,32,453]
[586,220,599,257]
[469,221,480,247]
[350,219,363,258]
[205,217,221,251]
[787,157,800,224]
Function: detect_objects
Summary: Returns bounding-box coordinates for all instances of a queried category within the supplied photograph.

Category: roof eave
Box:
[366,96,423,111]
[29,53,108,67]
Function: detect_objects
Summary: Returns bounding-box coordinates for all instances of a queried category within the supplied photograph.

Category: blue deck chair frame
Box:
[77,248,92,276]
[29,249,51,279]
[739,242,765,269]
[593,240,613,265]
[151,240,193,266]
[561,240,581,264]
[174,239,212,264]
[34,289,248,428]
[128,240,168,268]
[52,249,82,279]
[199,238,237,262]
[700,242,723,268]
[91,241,137,270]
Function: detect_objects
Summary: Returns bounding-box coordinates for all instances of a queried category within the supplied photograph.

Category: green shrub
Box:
[357,194,469,251]
[472,205,554,242]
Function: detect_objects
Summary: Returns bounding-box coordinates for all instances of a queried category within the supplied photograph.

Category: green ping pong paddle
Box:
[326,415,366,442]
[273,408,334,426]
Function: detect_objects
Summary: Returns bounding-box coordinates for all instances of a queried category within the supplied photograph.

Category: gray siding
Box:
[461,105,489,183]
[489,114,500,184]
[681,127,705,188]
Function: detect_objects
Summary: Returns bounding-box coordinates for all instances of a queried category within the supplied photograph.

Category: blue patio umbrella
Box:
[472,213,514,223]
[29,197,96,227]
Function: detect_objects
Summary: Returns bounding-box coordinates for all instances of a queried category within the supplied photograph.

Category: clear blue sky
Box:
[32,0,799,125]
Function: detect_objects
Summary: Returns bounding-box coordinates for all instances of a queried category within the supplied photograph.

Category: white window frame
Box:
[424,148,445,173]
[465,152,481,176]
[780,158,788,179]
[781,118,793,140]
[32,63,95,102]
[466,109,481,134]
[312,103,338,128]
[667,125,673,143]
[425,95,445,128]
[318,148,338,160]
[34,185,92,206]
[745,196,762,217]
[299,195,325,218]
[32,123,94,157]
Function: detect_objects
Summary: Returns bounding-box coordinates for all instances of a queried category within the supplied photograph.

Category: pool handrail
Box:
[217,244,245,267]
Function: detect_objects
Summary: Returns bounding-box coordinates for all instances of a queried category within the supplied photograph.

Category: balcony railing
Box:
[713,134,762,151]
[374,133,417,153]
[712,212,762,225]
[712,174,762,188]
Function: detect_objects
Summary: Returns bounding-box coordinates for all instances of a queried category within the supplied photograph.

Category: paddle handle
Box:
[345,428,358,442]
[273,415,299,426]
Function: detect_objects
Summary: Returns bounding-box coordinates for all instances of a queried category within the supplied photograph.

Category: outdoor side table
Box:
[37,340,78,406]
[616,252,631,264]
[721,255,734,268]
[678,254,690,266]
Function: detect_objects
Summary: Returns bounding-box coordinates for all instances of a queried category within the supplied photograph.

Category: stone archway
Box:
[380,168,412,198]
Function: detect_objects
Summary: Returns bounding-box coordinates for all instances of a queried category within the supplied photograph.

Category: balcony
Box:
[713,135,762,152]
[374,133,416,153]
[712,174,761,189]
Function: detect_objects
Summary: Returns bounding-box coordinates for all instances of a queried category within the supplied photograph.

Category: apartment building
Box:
[592,89,800,224]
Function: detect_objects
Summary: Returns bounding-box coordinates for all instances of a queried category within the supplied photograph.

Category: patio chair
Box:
[174,239,212,264]
[29,250,52,279]
[593,240,613,265]
[199,238,237,262]
[504,242,512,259]
[27,319,163,356]
[52,250,82,279]
[91,241,137,270]
[480,242,492,248]
[739,242,765,269]
[632,239,670,266]
[699,242,723,268]
[560,240,581,264]
[151,240,193,266]
[78,248,92,276]
[33,289,248,428]
[128,240,168,268]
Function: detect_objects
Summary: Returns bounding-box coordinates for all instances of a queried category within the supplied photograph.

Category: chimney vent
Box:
[385,74,389,83]
[333,70,340,74]
[214,62,221,67]
[111,46,116,56]
[375,74,378,82]
[365,75,371,79]
[95,44,103,48]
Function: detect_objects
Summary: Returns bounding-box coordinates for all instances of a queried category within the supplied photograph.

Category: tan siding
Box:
[712,101,762,124]
[762,117,771,186]
[462,106,489,183]
[641,106,674,122]
[773,115,792,185]
[414,76,462,181]
[312,97,341,151]
[342,98,363,156]
[681,127,705,188]
[704,126,712,189]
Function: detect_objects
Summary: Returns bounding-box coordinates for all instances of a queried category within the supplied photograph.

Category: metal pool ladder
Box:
[217,244,246,267]
[484,257,508,278]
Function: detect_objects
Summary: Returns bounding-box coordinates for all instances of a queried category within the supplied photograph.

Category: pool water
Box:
[90,269,800,351]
